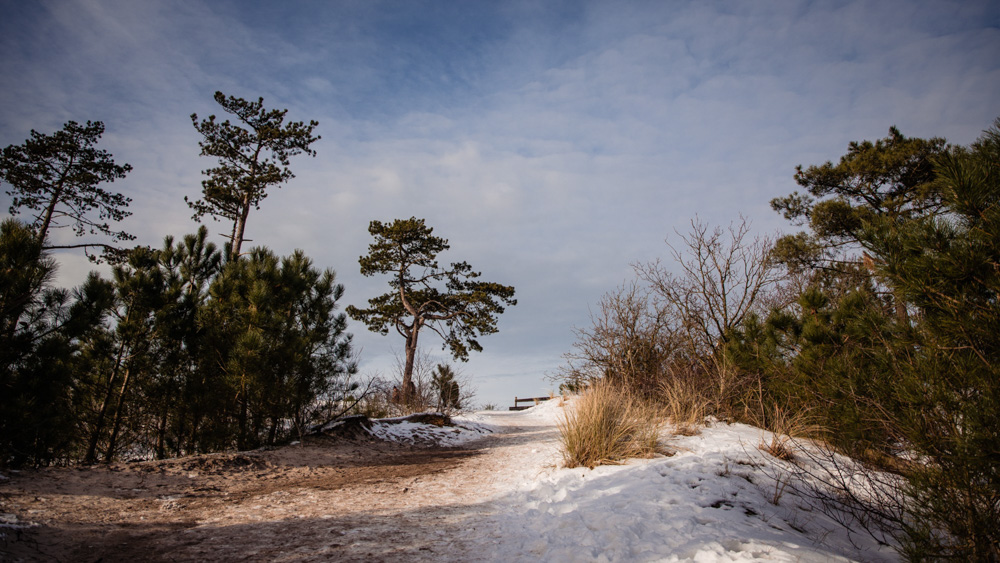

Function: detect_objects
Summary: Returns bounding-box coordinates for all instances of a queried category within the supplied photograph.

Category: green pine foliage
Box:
[203,247,356,450]
[856,120,1000,560]
[0,120,133,262]
[0,231,358,467]
[187,92,319,260]
[725,286,901,460]
[0,219,116,466]
[347,217,516,407]
[432,364,462,412]
[0,104,355,468]
[725,119,1000,560]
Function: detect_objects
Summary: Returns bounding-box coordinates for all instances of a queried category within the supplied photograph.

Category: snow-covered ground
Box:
[377,399,899,563]
[2,398,901,562]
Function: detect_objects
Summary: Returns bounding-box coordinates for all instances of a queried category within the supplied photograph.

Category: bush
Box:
[558,380,663,469]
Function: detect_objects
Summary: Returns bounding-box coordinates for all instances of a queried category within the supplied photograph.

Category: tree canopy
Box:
[770,126,947,274]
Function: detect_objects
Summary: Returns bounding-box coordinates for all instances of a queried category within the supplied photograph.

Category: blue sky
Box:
[2,0,998,407]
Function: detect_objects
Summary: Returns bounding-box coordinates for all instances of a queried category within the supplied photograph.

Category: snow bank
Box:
[357,398,899,562]
[476,401,898,563]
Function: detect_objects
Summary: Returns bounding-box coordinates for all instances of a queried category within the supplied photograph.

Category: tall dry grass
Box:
[558,380,664,469]
[660,375,708,435]
[749,400,827,462]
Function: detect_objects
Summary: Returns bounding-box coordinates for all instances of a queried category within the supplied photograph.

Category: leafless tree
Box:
[561,280,679,397]
[634,216,784,402]
[561,216,783,413]
[387,347,476,414]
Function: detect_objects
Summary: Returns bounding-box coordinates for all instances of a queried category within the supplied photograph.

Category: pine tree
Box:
[771,126,947,321]
[347,218,516,405]
[859,119,1000,560]
[187,92,319,260]
[203,247,355,449]
[153,227,222,457]
[0,121,133,262]
[1,219,115,467]
[432,364,462,412]
[83,247,166,463]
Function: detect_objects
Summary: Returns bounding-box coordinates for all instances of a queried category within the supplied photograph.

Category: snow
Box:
[3,401,901,561]
[368,416,496,447]
[373,399,899,563]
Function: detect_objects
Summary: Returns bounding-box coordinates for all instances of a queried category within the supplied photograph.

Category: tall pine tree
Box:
[0,121,133,262]
[187,92,319,260]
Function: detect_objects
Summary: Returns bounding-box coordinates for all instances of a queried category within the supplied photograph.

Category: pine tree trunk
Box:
[267,417,278,446]
[104,365,133,463]
[403,327,420,405]
[894,288,909,324]
[231,194,252,259]
[237,376,249,450]
[84,331,130,464]
[187,411,202,454]
[155,398,170,460]
[36,173,67,244]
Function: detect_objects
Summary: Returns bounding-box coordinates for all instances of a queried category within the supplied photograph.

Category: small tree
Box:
[187,92,319,260]
[0,121,133,261]
[202,247,355,449]
[432,364,462,413]
[1,219,116,467]
[347,217,516,404]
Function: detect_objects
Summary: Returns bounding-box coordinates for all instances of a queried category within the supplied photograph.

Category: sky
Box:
[1,0,998,408]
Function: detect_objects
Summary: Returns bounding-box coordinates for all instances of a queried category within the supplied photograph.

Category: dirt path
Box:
[0,410,561,562]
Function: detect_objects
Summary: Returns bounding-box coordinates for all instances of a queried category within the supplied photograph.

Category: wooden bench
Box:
[508,396,551,411]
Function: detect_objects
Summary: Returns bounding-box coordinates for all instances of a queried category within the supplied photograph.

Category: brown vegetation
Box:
[558,380,664,469]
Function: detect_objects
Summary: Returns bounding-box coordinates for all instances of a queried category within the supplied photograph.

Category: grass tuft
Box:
[558,380,663,469]
[754,403,827,462]
[661,376,708,435]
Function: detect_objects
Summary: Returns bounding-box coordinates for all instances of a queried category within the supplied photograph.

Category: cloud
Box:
[2,0,998,406]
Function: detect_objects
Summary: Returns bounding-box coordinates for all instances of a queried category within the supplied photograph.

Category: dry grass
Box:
[660,376,708,435]
[753,403,827,462]
[558,380,664,469]
[737,381,827,462]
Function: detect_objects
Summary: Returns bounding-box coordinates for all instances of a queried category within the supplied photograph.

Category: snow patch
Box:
[369,414,497,447]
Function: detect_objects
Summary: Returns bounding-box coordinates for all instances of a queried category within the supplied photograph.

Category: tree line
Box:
[1,92,515,468]
[562,119,999,561]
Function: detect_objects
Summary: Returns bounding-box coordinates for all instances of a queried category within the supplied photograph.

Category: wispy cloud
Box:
[2,0,998,404]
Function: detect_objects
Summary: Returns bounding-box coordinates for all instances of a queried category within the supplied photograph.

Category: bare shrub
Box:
[775,442,909,551]
[634,216,783,412]
[558,216,784,431]
[560,280,677,397]
[558,380,664,469]
[336,373,394,419]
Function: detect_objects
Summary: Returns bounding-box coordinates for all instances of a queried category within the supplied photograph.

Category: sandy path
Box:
[0,408,562,562]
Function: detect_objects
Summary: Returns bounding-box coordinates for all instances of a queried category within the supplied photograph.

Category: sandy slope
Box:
[0,407,561,562]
